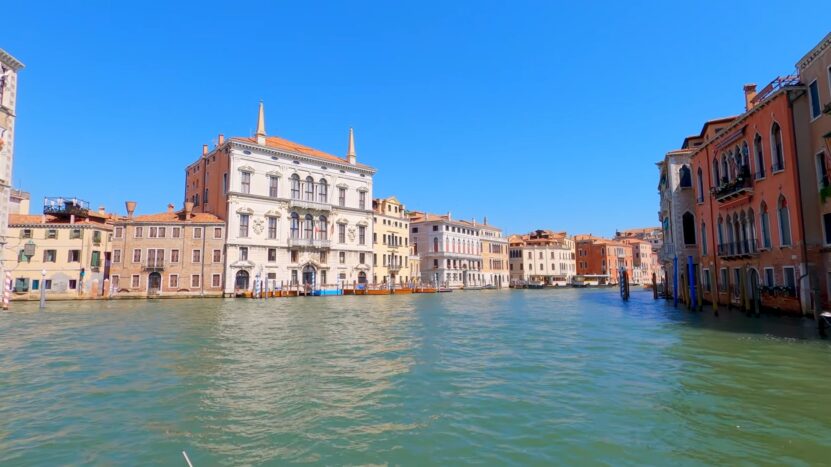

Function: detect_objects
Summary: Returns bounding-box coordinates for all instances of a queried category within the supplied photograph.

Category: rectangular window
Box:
[214,227,223,239]
[239,247,248,261]
[69,279,77,290]
[222,173,228,194]
[169,274,179,289]
[158,227,166,238]
[131,275,140,288]
[171,249,180,263]
[113,249,122,263]
[358,226,366,245]
[338,224,346,243]
[213,249,221,263]
[239,214,250,238]
[132,249,142,262]
[241,171,251,194]
[67,250,81,262]
[193,227,202,239]
[70,229,82,239]
[764,267,775,287]
[291,250,299,262]
[212,274,221,288]
[825,213,831,245]
[43,249,57,262]
[44,279,52,290]
[359,191,366,209]
[172,227,181,238]
[268,217,277,239]
[21,229,32,238]
[191,275,201,288]
[320,251,327,263]
[46,229,57,239]
[91,250,101,268]
[359,253,366,264]
[92,230,102,244]
[339,252,345,264]
[783,266,796,289]
[135,226,143,238]
[338,187,346,207]
[192,249,201,263]
[269,175,279,198]
[149,226,158,238]
[809,80,822,119]
[291,270,299,284]
[268,248,277,262]
[719,268,728,292]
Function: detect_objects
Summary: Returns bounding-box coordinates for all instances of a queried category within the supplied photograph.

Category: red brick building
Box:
[575,235,633,285]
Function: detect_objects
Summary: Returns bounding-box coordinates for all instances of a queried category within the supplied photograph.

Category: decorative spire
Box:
[346,128,356,164]
[256,100,266,145]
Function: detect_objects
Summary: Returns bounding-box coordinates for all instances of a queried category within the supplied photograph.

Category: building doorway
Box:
[235,270,250,291]
[748,268,760,313]
[148,272,161,294]
[302,265,316,288]
[358,271,367,284]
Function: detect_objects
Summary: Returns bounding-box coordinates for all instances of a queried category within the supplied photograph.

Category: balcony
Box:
[717,239,760,259]
[287,237,331,249]
[43,197,90,217]
[712,167,753,203]
[142,260,165,271]
[288,198,331,212]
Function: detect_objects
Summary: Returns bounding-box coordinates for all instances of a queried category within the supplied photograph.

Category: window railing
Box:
[717,239,759,258]
[712,166,753,201]
[142,259,165,271]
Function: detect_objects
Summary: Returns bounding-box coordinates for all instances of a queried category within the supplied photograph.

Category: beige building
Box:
[372,196,414,286]
[109,202,226,298]
[480,220,508,288]
[0,49,24,293]
[4,196,114,300]
[509,230,576,286]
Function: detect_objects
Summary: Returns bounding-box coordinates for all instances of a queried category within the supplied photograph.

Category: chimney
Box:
[346,128,356,165]
[743,83,757,111]
[218,134,224,145]
[98,206,106,215]
[167,203,175,213]
[184,201,194,219]
[447,211,452,221]
[125,201,136,219]
[202,144,208,156]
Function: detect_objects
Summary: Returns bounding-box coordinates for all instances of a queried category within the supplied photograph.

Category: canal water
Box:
[1,289,829,465]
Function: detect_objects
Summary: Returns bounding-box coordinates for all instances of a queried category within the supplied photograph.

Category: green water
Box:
[1,289,829,465]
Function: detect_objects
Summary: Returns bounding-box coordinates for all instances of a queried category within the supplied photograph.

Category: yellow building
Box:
[4,196,114,300]
[372,196,415,286]
[480,220,509,288]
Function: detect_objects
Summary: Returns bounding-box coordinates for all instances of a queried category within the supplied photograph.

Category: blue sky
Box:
[2,1,828,236]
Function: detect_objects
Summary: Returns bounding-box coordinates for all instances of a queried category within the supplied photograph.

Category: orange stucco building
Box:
[574,235,633,285]
[691,77,809,314]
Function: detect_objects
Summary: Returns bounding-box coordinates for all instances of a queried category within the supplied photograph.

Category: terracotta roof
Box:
[128,210,224,224]
[9,213,112,227]
[231,136,372,168]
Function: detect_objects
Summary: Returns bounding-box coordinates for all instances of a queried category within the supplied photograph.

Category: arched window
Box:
[754,134,765,179]
[696,168,704,202]
[318,216,328,240]
[701,222,708,255]
[304,176,315,201]
[748,208,757,251]
[304,214,314,239]
[721,156,729,183]
[740,142,749,172]
[290,212,300,238]
[318,179,328,203]
[760,202,771,248]
[682,211,696,245]
[679,165,692,188]
[712,159,720,187]
[433,237,439,253]
[771,122,784,171]
[778,196,791,246]
[717,216,724,253]
[290,174,301,199]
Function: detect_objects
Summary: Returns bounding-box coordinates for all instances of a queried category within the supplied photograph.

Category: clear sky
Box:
[2,1,828,236]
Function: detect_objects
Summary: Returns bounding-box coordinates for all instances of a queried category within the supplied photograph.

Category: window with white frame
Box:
[212,274,221,288]
[269,175,279,198]
[169,274,179,288]
[239,214,250,238]
[192,249,201,263]
[193,227,202,239]
[132,249,142,262]
[764,267,775,286]
[240,171,251,194]
[809,80,821,119]
[131,274,140,288]
[191,275,200,288]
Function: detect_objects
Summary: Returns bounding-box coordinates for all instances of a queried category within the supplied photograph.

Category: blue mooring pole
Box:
[688,255,696,310]
[673,256,678,308]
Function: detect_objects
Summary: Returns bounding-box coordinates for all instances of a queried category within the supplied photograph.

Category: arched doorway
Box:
[357,271,367,284]
[302,265,316,288]
[748,268,760,314]
[148,272,161,294]
[235,270,250,291]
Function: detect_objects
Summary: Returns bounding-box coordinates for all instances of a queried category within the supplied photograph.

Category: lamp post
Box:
[39,269,46,309]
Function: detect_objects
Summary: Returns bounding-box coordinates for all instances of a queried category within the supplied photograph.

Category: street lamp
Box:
[39,269,46,309]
